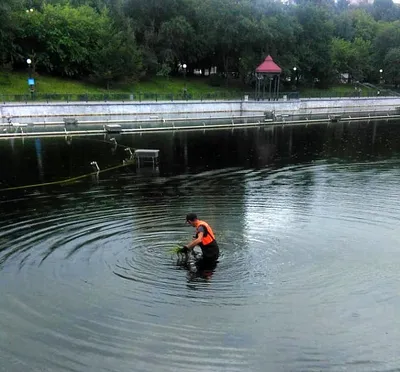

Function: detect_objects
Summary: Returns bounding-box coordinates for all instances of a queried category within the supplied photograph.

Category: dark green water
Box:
[1,120,400,372]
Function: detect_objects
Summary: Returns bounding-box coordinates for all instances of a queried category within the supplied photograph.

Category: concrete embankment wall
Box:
[1,97,400,124]
[243,97,400,116]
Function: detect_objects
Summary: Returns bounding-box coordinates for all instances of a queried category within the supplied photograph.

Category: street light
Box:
[26,58,35,97]
[182,63,187,80]
[182,63,187,99]
[27,58,32,78]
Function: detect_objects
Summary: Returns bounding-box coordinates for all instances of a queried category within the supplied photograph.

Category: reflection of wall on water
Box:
[108,125,342,177]
[0,136,138,189]
[35,138,44,182]
[250,127,277,167]
[114,130,257,244]
[3,121,400,191]
[0,137,36,188]
[125,128,274,175]
[249,124,330,167]
[320,121,400,161]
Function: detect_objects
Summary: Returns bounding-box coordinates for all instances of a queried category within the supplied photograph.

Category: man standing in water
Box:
[179,213,219,276]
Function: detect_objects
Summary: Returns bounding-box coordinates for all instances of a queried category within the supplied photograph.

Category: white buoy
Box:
[125,148,133,157]
[90,161,100,171]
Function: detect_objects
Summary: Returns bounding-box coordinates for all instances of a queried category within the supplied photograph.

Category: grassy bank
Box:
[301,85,377,98]
[0,71,380,100]
[0,71,241,95]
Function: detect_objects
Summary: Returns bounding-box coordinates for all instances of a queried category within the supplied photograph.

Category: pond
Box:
[1,120,400,372]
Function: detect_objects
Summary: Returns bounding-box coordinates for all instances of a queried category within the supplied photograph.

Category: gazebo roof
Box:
[255,55,282,74]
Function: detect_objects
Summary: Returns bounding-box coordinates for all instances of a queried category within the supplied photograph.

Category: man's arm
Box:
[185,232,203,250]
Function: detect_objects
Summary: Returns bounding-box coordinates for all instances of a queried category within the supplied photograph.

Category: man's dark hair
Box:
[186,213,198,222]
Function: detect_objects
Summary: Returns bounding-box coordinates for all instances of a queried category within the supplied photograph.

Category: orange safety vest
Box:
[196,220,216,246]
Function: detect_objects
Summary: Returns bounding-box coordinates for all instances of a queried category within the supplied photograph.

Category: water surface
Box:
[1,120,400,371]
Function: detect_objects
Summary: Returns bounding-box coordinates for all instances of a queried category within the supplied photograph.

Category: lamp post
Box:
[182,63,187,79]
[293,66,298,89]
[27,58,32,78]
[182,63,187,99]
[27,58,35,98]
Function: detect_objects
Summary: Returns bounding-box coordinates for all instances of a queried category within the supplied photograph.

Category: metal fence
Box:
[290,89,398,99]
[0,91,306,103]
[0,89,397,103]
[0,91,245,103]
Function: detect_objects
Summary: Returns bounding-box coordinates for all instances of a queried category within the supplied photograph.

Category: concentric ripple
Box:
[1,130,400,371]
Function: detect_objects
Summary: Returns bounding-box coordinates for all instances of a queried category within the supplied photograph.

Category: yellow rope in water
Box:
[0,162,135,192]
[0,138,136,192]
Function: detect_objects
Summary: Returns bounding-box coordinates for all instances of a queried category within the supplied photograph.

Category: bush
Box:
[208,74,224,87]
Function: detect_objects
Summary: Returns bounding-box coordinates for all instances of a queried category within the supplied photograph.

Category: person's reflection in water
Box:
[176,213,220,280]
[192,253,219,280]
[176,249,219,281]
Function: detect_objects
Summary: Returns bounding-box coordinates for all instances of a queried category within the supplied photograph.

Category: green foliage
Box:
[294,4,335,86]
[156,63,172,78]
[0,0,24,66]
[383,47,400,86]
[158,15,196,66]
[89,23,143,88]
[168,246,183,254]
[350,9,378,42]
[1,0,400,89]
[373,21,400,68]
[332,37,372,81]
[372,0,399,21]
[16,4,106,75]
[336,0,350,13]
[14,2,142,84]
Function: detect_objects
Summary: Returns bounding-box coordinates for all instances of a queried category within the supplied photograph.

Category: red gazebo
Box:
[255,55,282,101]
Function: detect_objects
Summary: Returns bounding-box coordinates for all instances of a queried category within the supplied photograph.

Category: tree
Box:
[1,0,399,91]
[0,0,23,68]
[350,9,378,42]
[373,21,400,69]
[15,3,142,81]
[372,0,398,21]
[334,12,354,40]
[16,4,104,76]
[157,16,196,69]
[336,0,350,12]
[293,4,335,86]
[90,24,143,88]
[192,0,262,83]
[383,48,400,87]
[331,37,372,82]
